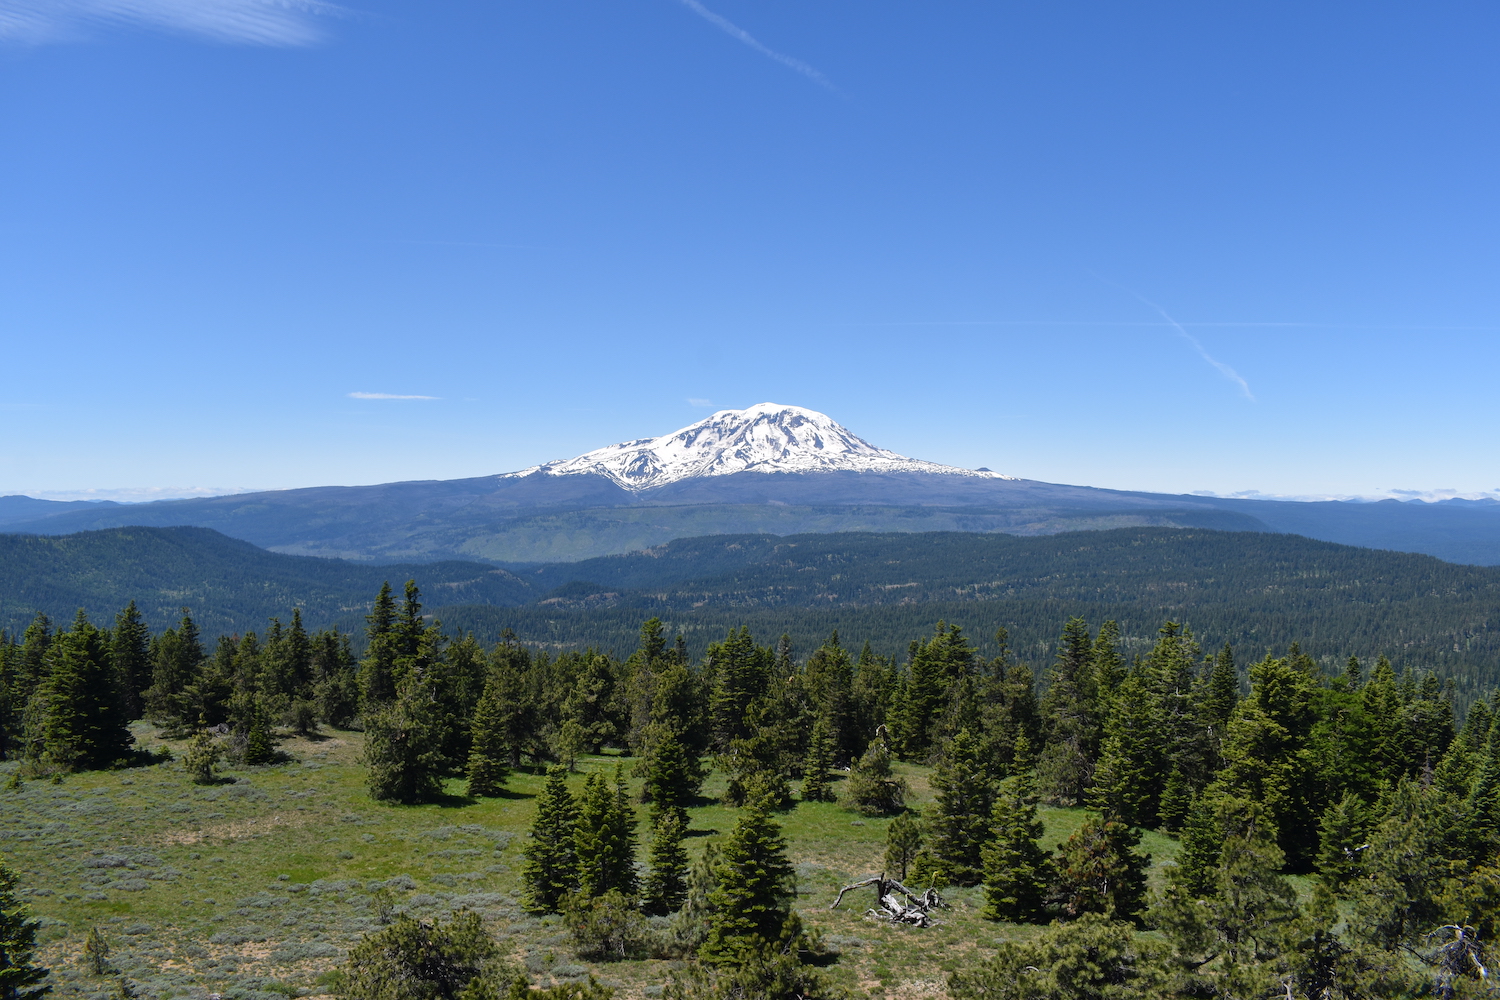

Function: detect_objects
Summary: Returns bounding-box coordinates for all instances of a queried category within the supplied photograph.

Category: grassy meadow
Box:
[3,725,1184,1000]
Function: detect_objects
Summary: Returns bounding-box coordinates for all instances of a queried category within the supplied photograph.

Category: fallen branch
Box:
[829,873,947,927]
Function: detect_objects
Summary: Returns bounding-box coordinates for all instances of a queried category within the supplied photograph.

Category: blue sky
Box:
[2,1,1497,501]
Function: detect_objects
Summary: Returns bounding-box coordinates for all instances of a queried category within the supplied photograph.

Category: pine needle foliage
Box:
[521,766,579,914]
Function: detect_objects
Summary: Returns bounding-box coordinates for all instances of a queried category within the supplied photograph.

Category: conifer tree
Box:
[465,671,511,797]
[883,813,923,881]
[363,675,446,803]
[1036,617,1100,805]
[183,726,223,785]
[803,633,857,763]
[892,622,973,761]
[15,615,52,709]
[642,808,689,916]
[981,773,1050,923]
[142,613,204,727]
[1050,815,1150,922]
[110,602,151,721]
[799,715,835,803]
[24,612,133,771]
[925,729,995,886]
[358,582,399,713]
[701,796,800,964]
[522,766,579,914]
[842,737,906,816]
[1153,801,1298,997]
[640,723,703,818]
[574,767,639,900]
[241,698,276,766]
[0,856,50,1000]
[1315,791,1376,890]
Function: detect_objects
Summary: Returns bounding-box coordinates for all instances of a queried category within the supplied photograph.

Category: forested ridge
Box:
[8,526,1500,706]
[4,569,1500,997]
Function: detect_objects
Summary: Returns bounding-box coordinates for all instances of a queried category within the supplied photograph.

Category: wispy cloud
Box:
[19,485,264,502]
[687,397,714,408]
[0,0,344,46]
[1091,273,1254,401]
[674,0,835,92]
[348,391,439,400]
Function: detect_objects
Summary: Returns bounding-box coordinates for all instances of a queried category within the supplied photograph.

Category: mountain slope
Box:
[7,403,1500,564]
[0,527,530,636]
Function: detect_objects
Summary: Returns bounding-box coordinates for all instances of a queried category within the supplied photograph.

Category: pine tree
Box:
[842,738,906,816]
[1153,801,1298,997]
[574,767,638,900]
[522,766,579,914]
[925,729,995,886]
[15,615,51,709]
[803,632,857,763]
[241,698,276,766]
[363,675,446,803]
[339,910,501,1000]
[981,774,1050,922]
[799,715,836,803]
[24,612,133,771]
[358,582,399,713]
[465,672,511,797]
[1050,815,1150,922]
[1315,791,1376,890]
[183,726,223,785]
[883,812,923,881]
[0,856,50,1000]
[642,808,690,916]
[110,603,150,722]
[700,796,800,964]
[640,723,702,818]
[1036,618,1100,806]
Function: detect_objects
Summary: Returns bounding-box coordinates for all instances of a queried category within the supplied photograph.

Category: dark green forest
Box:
[0,526,529,635]
[7,526,1500,710]
[4,571,1500,998]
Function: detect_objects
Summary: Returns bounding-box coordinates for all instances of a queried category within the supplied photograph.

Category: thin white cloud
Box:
[348,392,440,400]
[674,0,836,92]
[0,0,343,46]
[686,397,714,408]
[20,485,264,502]
[1091,273,1254,401]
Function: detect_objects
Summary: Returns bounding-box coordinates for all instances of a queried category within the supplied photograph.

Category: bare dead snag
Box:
[829,872,948,927]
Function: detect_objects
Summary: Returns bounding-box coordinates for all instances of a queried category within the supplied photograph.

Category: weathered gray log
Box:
[829,873,948,927]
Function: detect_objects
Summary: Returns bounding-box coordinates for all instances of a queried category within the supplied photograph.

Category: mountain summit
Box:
[503,403,1013,491]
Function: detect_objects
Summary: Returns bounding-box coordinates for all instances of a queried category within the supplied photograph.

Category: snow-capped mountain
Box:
[502,403,1014,492]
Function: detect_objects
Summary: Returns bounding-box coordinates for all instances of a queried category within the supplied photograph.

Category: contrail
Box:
[1091,273,1255,401]
[674,0,836,92]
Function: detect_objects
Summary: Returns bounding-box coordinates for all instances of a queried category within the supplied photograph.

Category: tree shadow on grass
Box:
[685,828,720,839]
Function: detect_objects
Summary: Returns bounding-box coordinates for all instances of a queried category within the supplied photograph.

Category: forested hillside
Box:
[5,582,1499,998]
[0,526,529,635]
[7,525,1500,704]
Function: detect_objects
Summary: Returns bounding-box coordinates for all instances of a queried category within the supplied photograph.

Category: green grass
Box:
[2,727,1181,1000]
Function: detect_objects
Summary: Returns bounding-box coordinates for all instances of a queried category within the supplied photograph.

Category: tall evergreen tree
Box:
[799,715,836,803]
[892,622,973,761]
[363,674,446,803]
[1036,618,1100,805]
[574,767,639,900]
[1050,815,1150,923]
[23,612,133,771]
[0,856,49,1000]
[110,602,150,721]
[803,633,857,764]
[981,773,1050,923]
[521,766,579,914]
[642,808,689,916]
[466,671,512,798]
[358,582,399,713]
[15,615,52,710]
[925,729,995,886]
[701,796,800,964]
